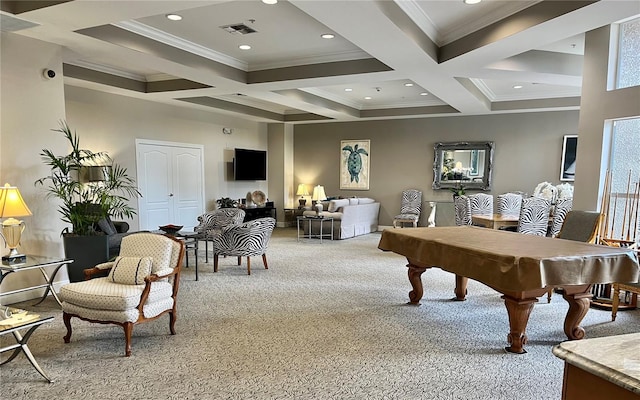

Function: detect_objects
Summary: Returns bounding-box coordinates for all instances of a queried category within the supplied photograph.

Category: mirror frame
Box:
[432,141,494,191]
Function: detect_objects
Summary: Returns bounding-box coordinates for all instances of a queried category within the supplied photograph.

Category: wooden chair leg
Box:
[612,283,621,321]
[262,254,268,270]
[169,309,177,335]
[246,256,251,275]
[63,312,73,344]
[547,288,553,303]
[123,322,133,357]
[237,256,241,265]
[213,254,219,272]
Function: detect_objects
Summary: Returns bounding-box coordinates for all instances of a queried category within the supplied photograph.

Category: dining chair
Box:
[393,189,422,228]
[517,197,551,236]
[453,195,472,226]
[548,197,573,237]
[611,279,640,321]
[468,193,494,216]
[496,193,522,217]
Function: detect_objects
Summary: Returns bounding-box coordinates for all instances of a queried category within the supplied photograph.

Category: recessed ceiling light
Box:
[321,33,335,39]
[404,83,414,87]
[239,44,251,50]
[344,88,353,92]
[262,0,278,4]
[364,96,372,100]
[166,14,182,21]
[463,0,482,4]
[420,92,429,96]
[513,85,523,89]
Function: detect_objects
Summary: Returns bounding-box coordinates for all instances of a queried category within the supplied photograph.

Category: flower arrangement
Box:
[533,181,558,203]
[556,183,574,200]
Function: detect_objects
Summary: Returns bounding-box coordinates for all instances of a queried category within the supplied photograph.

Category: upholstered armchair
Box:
[393,189,422,228]
[59,232,184,356]
[195,208,246,262]
[213,217,276,275]
[517,197,551,236]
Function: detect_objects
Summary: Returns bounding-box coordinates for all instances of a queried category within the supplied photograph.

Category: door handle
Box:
[169,193,174,197]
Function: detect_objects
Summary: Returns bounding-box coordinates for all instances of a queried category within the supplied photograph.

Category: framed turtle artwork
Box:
[340,139,370,190]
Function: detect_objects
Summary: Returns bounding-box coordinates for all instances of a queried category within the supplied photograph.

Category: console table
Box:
[242,206,276,222]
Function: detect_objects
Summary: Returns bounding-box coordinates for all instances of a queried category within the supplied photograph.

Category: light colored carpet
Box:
[2,227,639,399]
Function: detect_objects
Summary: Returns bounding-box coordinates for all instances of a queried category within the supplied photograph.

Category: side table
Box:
[0,314,55,382]
[176,232,201,281]
[297,216,334,243]
[0,256,73,307]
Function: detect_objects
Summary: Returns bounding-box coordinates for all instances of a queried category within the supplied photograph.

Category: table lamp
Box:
[296,184,310,208]
[311,185,327,214]
[0,183,32,261]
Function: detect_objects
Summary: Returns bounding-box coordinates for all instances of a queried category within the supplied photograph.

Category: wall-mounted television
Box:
[234,148,267,181]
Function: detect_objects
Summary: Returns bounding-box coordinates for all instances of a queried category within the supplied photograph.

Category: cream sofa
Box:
[301,198,380,239]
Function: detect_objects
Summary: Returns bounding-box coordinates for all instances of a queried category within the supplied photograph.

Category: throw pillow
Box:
[348,198,358,205]
[328,199,350,212]
[97,217,117,235]
[108,256,153,285]
[357,198,375,204]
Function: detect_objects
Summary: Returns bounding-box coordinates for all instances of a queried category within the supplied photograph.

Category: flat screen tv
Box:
[234,148,267,181]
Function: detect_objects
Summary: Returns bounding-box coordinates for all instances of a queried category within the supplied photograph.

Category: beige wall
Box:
[293,111,580,226]
[64,86,269,225]
[573,26,640,211]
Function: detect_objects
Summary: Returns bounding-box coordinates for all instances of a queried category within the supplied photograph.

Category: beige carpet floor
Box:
[2,227,638,399]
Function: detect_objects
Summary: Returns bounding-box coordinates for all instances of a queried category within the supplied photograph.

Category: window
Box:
[616,17,640,89]
[604,118,639,244]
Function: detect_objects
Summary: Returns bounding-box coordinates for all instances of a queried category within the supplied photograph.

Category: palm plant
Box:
[35,121,141,236]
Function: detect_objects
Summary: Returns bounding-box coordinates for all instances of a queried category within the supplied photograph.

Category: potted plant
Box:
[35,121,141,281]
[450,182,466,198]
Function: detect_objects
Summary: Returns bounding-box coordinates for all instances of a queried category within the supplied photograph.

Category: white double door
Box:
[136,139,204,231]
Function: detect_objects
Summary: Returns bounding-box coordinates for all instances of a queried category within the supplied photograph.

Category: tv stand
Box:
[242,206,276,222]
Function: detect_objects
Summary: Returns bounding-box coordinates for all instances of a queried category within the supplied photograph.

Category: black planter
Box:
[63,235,109,282]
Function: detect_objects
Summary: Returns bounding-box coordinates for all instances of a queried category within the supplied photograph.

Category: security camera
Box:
[43,69,56,79]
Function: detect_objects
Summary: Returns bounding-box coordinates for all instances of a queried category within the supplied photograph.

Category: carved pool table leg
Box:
[502,295,538,354]
[407,264,428,305]
[561,285,593,340]
[454,275,468,301]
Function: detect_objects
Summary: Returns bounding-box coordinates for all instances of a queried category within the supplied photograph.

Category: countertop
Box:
[552,333,640,395]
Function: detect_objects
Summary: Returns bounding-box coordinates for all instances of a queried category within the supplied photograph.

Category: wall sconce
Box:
[296,184,310,208]
[0,183,32,262]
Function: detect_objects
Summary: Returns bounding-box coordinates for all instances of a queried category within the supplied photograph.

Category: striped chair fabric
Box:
[195,208,246,236]
[212,217,276,275]
[496,193,523,217]
[469,193,494,216]
[454,195,472,226]
[548,197,573,237]
[393,189,422,228]
[517,197,551,236]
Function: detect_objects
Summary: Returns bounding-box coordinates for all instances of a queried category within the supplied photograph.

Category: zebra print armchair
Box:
[195,208,246,262]
[212,217,276,275]
[517,197,551,236]
[393,189,422,228]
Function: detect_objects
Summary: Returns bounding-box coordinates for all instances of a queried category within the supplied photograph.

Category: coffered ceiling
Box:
[2,0,638,123]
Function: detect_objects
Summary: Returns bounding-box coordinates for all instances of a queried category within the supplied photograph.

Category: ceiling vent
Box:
[220,23,257,35]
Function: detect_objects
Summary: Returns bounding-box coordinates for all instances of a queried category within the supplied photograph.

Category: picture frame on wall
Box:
[340,139,370,190]
[560,135,578,182]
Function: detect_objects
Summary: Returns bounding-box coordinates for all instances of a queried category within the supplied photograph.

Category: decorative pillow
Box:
[348,198,358,205]
[328,199,350,212]
[97,217,117,235]
[357,198,375,204]
[108,256,153,285]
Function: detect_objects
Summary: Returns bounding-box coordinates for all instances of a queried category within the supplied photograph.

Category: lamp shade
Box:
[296,184,309,196]
[0,183,32,218]
[311,185,327,202]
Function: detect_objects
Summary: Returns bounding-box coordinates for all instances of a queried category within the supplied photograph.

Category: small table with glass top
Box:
[0,313,55,382]
[297,216,334,243]
[0,256,73,307]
